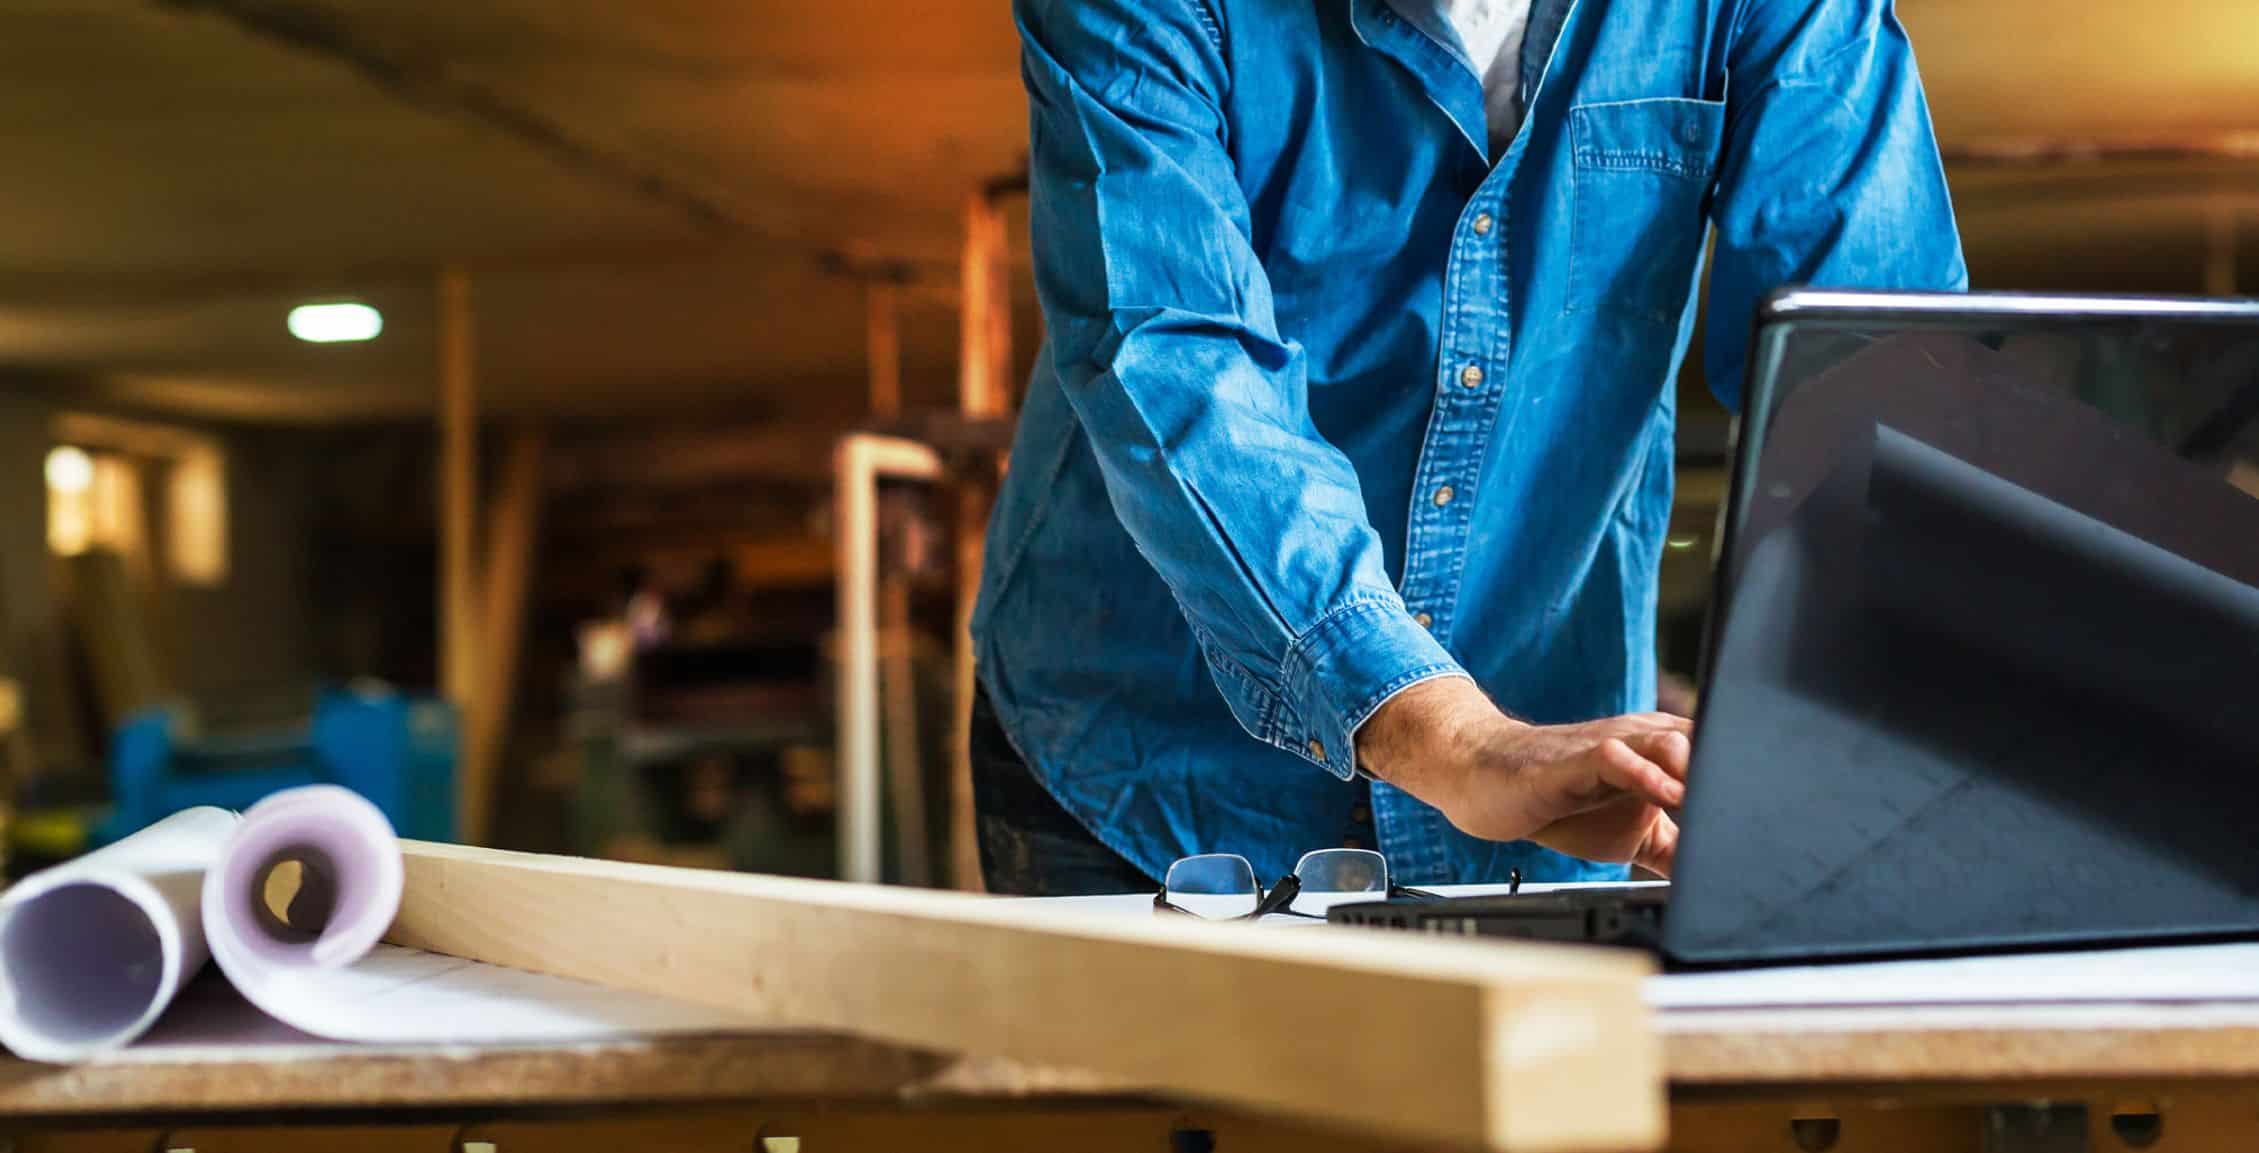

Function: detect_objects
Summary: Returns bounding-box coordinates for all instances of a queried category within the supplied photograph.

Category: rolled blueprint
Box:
[203,785,402,991]
[198,785,733,1044]
[4,785,734,1062]
[0,806,237,1060]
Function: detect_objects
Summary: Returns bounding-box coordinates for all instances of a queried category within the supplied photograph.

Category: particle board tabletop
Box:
[12,1002,2259,1119]
[0,1036,1172,1119]
[1662,1001,2259,1088]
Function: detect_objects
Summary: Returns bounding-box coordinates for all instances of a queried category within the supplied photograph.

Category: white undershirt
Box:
[1386,0,1536,156]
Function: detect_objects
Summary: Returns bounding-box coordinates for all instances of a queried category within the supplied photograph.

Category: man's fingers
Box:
[1624,712,1695,735]
[1636,811,1681,877]
[1631,728,1692,780]
[1594,738,1686,808]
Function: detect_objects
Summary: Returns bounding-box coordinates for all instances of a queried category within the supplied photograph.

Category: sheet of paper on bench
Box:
[246,942,751,1043]
[101,946,751,1061]
[1651,942,2259,1009]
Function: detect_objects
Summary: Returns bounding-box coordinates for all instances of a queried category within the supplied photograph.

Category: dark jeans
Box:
[969,688,1155,896]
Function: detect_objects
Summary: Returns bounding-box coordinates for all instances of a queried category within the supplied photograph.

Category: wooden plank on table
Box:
[387,841,1663,1152]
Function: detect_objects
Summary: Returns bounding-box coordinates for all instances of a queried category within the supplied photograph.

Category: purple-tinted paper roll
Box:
[9,785,731,1061]
[202,785,403,987]
[0,807,237,1060]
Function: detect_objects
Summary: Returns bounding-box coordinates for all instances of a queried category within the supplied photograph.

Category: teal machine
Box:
[104,687,456,842]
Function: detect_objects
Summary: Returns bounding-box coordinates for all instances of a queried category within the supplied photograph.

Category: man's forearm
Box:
[1353,674,1498,806]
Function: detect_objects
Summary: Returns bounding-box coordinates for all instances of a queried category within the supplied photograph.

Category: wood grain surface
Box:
[383,839,1662,1152]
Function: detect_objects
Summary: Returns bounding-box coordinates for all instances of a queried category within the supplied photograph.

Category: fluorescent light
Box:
[1666,534,1701,551]
[288,302,383,343]
[44,445,92,494]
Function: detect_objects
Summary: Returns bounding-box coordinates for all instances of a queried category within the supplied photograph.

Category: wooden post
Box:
[463,428,545,848]
[950,190,1013,892]
[437,266,483,841]
[879,574,928,887]
[984,197,1014,413]
[867,277,928,885]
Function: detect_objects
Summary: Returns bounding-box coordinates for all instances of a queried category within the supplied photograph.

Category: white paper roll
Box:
[198,785,735,1045]
[6,786,740,1062]
[201,785,404,1008]
[0,807,238,1061]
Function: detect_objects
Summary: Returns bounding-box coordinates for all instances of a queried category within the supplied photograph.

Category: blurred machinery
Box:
[103,687,457,845]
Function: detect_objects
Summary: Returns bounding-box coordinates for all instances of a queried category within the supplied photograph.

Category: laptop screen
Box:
[1666,292,2259,964]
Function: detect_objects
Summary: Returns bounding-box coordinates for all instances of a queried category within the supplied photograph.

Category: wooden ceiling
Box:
[0,0,2255,423]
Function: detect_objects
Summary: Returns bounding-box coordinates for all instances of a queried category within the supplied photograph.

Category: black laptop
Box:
[1330,289,2259,967]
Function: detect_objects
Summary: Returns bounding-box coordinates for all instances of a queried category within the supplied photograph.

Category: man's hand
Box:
[1354,676,1691,876]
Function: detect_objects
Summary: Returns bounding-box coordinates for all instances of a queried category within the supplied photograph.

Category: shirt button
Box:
[1342,835,1366,850]
[1413,611,1433,629]
[1307,738,1327,762]
[1458,363,1484,389]
[1432,485,1456,507]
[1471,212,1493,236]
[1351,804,1372,824]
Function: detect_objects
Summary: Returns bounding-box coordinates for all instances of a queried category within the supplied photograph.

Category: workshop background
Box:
[0,1,2251,885]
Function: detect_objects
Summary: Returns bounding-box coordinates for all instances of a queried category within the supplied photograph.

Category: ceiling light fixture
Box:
[287,302,383,344]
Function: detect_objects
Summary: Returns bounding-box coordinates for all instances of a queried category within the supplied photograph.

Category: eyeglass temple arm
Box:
[1250,874,1303,918]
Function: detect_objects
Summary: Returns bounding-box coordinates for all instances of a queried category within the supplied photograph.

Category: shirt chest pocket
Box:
[1565,97,1727,324]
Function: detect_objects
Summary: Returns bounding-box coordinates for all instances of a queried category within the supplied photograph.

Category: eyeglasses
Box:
[1153,848,1443,920]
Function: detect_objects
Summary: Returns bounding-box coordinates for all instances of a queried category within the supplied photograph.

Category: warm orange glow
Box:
[166,446,228,586]
[47,449,144,565]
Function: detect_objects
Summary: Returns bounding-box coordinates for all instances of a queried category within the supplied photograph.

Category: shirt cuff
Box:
[1277,599,1466,781]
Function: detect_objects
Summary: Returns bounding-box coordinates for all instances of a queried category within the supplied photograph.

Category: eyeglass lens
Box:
[1162,853,1260,919]
[1288,848,1389,913]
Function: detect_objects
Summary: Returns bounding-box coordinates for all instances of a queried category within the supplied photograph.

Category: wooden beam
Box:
[461,426,545,847]
[985,202,1014,414]
[959,193,1014,420]
[879,569,928,887]
[387,840,1664,1152]
[864,270,928,885]
[950,190,1016,893]
[437,266,481,751]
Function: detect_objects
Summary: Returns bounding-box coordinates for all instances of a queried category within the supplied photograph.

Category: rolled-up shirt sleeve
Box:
[1705,0,1968,410]
[1016,0,1464,779]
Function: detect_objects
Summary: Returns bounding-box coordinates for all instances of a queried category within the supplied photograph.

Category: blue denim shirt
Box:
[973,0,1967,886]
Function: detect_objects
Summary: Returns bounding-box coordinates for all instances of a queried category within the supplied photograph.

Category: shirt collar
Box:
[1347,0,1491,163]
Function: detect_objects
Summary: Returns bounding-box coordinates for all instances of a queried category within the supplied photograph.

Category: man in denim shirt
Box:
[970,0,1966,894]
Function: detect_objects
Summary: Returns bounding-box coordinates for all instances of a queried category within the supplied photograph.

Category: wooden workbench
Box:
[11,1001,2259,1151]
